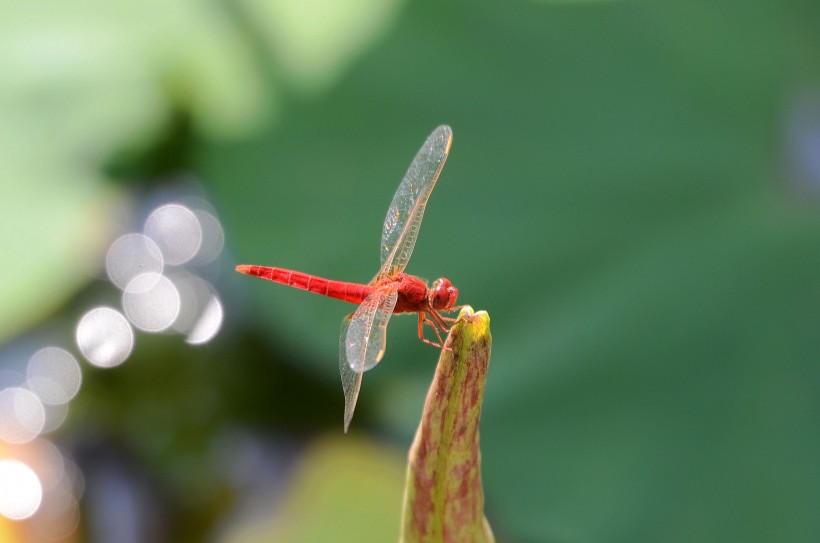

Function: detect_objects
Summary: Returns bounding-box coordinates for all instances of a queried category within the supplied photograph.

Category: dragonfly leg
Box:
[427,309,453,334]
[417,312,447,349]
[438,305,466,323]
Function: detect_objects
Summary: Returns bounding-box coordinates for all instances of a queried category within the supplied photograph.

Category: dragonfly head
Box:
[429,277,458,310]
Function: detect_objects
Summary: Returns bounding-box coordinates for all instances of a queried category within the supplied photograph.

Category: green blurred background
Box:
[2,0,820,541]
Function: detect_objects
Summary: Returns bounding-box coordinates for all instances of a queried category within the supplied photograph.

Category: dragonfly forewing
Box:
[379,125,452,276]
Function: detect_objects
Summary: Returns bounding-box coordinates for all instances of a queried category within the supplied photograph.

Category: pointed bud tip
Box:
[454,306,490,337]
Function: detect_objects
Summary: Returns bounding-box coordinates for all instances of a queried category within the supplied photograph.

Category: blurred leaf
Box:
[401,307,494,543]
[237,0,405,94]
[0,0,268,341]
[221,434,405,543]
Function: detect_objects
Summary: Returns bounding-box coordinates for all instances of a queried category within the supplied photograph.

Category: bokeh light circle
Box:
[105,233,164,290]
[27,347,82,405]
[76,307,134,368]
[0,387,46,444]
[41,402,69,434]
[122,273,181,332]
[0,460,42,520]
[144,204,202,265]
[187,295,224,345]
[191,210,225,264]
[31,439,66,492]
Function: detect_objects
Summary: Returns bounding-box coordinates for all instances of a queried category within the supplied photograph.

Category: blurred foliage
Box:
[237,0,405,94]
[222,435,405,543]
[3,0,820,542]
[0,0,264,341]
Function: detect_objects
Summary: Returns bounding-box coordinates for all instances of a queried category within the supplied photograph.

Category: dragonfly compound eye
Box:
[430,278,458,310]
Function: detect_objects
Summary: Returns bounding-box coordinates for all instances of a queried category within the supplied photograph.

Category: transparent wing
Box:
[339,288,398,432]
[379,125,452,276]
[338,314,360,433]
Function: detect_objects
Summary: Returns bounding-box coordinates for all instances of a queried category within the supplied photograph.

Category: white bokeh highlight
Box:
[106,233,164,290]
[0,460,43,520]
[0,192,228,536]
[191,210,225,264]
[76,307,134,368]
[27,347,82,406]
[122,273,181,332]
[187,295,224,345]
[41,402,69,434]
[144,204,203,265]
[0,387,45,444]
[27,443,81,540]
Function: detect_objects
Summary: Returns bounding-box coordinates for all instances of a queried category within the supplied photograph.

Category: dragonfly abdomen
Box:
[235,265,371,305]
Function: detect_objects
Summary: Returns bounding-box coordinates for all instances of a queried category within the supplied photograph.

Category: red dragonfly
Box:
[236,125,459,431]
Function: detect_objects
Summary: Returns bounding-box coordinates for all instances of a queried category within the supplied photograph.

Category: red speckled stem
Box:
[401,307,494,543]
